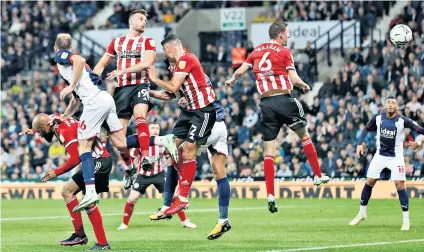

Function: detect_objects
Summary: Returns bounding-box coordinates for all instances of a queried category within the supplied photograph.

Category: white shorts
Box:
[197,121,228,158]
[367,154,406,181]
[78,91,122,140]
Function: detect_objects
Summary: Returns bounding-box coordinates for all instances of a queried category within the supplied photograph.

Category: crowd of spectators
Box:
[102,1,190,29]
[1,1,104,84]
[1,1,423,181]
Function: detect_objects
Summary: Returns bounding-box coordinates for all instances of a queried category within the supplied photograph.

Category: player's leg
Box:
[74,94,114,212]
[349,155,383,226]
[390,158,409,230]
[85,157,112,250]
[118,187,142,230]
[118,118,137,175]
[59,177,88,246]
[164,141,198,214]
[294,126,329,185]
[395,180,410,230]
[258,97,281,213]
[112,86,139,186]
[149,167,179,220]
[74,137,98,212]
[280,96,329,184]
[207,151,231,240]
[166,106,217,215]
[85,202,111,250]
[104,103,140,189]
[132,85,152,171]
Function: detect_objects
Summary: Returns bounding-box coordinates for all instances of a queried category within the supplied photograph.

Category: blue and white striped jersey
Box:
[364,113,424,157]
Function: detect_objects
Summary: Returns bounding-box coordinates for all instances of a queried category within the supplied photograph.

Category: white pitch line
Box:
[266,239,424,252]
[1,206,279,221]
[1,204,319,221]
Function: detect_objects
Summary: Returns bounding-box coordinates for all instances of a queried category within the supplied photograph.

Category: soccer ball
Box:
[389,24,412,47]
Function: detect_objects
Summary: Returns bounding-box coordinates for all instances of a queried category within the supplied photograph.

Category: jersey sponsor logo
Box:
[380,128,396,138]
[117,50,142,59]
[179,60,186,70]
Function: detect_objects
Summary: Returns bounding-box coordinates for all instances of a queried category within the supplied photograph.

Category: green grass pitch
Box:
[2,199,423,251]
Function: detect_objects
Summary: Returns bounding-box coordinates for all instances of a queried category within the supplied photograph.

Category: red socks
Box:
[123,200,135,225]
[120,149,133,166]
[179,160,197,198]
[65,197,85,237]
[134,117,150,157]
[177,210,186,222]
[264,155,275,196]
[86,205,107,246]
[302,137,322,177]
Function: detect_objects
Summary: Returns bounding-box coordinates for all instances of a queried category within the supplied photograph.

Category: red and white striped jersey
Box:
[173,52,216,110]
[130,146,166,177]
[106,35,156,87]
[50,114,109,159]
[244,42,295,96]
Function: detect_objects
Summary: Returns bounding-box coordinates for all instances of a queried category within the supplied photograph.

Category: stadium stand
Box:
[1,1,423,181]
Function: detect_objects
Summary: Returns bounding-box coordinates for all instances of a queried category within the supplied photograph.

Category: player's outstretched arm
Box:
[148,66,185,93]
[93,53,114,76]
[60,96,81,121]
[402,116,424,135]
[356,114,378,157]
[225,64,250,87]
[149,90,176,101]
[59,55,86,100]
[42,141,80,181]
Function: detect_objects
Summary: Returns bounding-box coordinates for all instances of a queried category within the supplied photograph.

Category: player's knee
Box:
[182,143,196,160]
[395,181,405,191]
[61,187,74,200]
[133,104,148,118]
[212,154,227,179]
[78,139,94,153]
[366,178,377,187]
[128,195,138,203]
[109,132,127,151]
[295,127,309,140]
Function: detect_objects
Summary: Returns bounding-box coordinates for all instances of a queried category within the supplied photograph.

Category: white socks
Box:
[218,218,228,224]
[85,184,96,196]
[154,136,167,146]
[160,205,169,212]
[359,205,367,216]
[402,211,409,222]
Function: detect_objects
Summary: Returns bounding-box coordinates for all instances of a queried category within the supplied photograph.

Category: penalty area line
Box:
[266,239,424,252]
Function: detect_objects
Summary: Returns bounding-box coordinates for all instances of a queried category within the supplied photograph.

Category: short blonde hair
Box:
[55,33,72,50]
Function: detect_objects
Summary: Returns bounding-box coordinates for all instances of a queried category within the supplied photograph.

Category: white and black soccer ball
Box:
[389,24,412,47]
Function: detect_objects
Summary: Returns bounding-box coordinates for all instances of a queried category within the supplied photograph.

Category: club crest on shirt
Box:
[179,61,186,69]
[149,39,155,47]
[61,52,68,59]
